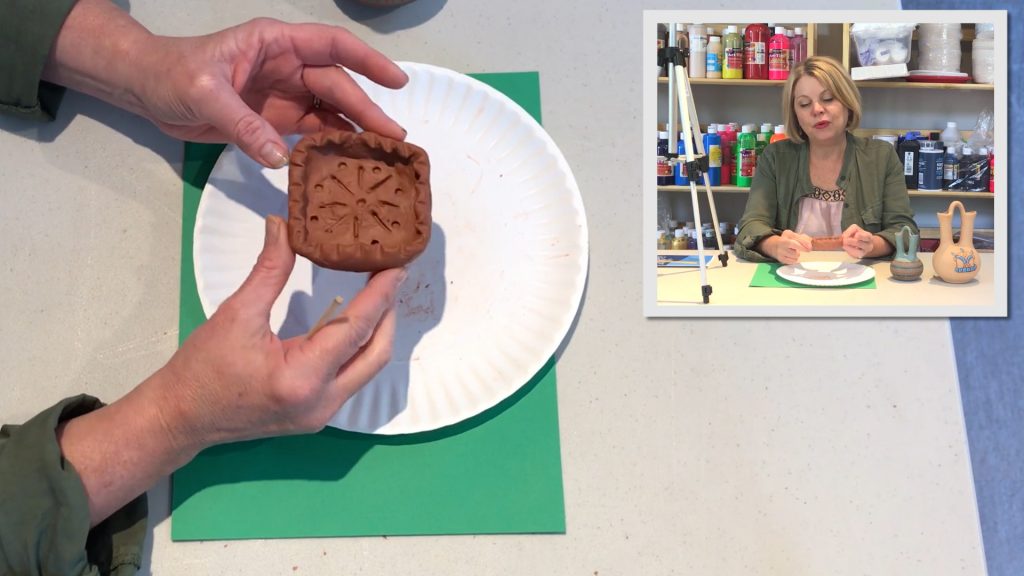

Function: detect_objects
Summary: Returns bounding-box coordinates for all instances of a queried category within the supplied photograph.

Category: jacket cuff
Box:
[0,0,79,120]
[0,395,148,575]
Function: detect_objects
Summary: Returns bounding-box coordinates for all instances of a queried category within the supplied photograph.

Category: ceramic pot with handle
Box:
[932,200,980,284]
[890,225,924,281]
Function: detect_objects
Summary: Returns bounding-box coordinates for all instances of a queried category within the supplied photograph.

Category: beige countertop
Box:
[656,250,1000,316]
[0,1,988,575]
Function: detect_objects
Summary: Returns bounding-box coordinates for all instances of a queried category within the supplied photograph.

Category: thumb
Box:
[209,91,290,169]
[231,216,296,319]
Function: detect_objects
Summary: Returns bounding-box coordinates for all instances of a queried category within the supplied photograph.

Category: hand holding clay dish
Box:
[811,235,843,251]
[288,131,431,272]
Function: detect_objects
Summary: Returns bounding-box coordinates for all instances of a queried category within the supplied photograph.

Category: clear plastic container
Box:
[972,37,995,83]
[918,23,962,72]
[850,23,915,66]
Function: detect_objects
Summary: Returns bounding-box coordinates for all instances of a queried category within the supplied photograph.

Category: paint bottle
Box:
[737,124,757,187]
[688,25,707,78]
[744,23,770,80]
[688,229,698,250]
[940,121,962,156]
[942,146,959,191]
[703,124,722,186]
[791,27,808,66]
[723,26,744,79]
[957,146,974,191]
[917,140,943,191]
[718,123,737,185]
[898,131,921,190]
[768,27,790,80]
[757,122,773,156]
[672,228,687,250]
[657,131,673,186]
[786,28,795,70]
[770,124,787,143]
[675,132,690,185]
[706,36,723,78]
[974,147,991,192]
[989,151,995,193]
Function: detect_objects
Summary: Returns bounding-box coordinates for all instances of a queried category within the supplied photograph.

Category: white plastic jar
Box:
[972,37,995,84]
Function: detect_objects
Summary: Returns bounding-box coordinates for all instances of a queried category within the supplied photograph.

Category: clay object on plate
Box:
[811,235,843,251]
[288,131,431,272]
[890,224,924,281]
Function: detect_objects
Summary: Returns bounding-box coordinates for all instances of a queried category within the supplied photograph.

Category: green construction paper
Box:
[172,72,565,540]
[749,262,877,289]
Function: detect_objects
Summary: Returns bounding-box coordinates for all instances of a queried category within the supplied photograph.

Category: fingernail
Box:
[261,143,289,169]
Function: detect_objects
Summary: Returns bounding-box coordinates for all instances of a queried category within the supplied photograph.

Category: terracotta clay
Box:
[811,235,843,251]
[288,131,431,272]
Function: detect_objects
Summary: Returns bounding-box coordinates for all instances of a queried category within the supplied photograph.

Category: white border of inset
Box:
[642,10,1008,318]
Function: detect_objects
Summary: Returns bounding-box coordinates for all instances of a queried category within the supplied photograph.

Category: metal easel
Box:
[658,23,728,304]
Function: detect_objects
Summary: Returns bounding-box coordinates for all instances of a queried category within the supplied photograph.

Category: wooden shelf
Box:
[908,190,994,199]
[657,185,750,193]
[855,80,993,91]
[657,77,786,87]
[658,185,993,199]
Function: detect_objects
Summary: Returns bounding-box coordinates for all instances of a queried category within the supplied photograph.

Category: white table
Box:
[0,1,987,574]
[656,250,999,316]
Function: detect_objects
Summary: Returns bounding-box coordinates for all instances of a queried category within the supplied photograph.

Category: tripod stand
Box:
[659,23,729,304]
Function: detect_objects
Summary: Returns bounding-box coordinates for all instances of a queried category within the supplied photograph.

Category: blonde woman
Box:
[735,56,918,264]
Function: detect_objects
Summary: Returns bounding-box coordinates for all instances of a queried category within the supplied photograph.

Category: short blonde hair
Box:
[782,56,862,143]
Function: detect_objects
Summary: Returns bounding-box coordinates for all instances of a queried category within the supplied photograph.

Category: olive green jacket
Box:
[2,1,149,573]
[0,396,147,575]
[735,131,919,262]
[0,0,77,120]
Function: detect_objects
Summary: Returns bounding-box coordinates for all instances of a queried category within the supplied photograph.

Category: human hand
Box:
[135,19,408,168]
[768,230,812,265]
[841,224,875,259]
[159,216,405,449]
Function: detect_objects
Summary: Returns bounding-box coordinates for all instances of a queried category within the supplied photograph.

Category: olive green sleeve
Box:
[0,0,80,120]
[0,395,148,576]
[734,144,781,263]
[875,144,920,255]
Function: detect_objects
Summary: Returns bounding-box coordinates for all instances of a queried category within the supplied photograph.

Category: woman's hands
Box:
[841,224,891,259]
[58,216,405,526]
[758,230,812,265]
[44,0,408,168]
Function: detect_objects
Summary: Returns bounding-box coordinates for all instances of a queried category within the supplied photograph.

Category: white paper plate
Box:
[776,262,876,287]
[194,62,588,434]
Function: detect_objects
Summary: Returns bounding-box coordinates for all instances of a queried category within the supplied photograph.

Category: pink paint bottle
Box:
[768,26,790,81]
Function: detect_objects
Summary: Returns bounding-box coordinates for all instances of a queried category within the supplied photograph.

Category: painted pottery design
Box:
[932,200,981,284]
[890,224,923,281]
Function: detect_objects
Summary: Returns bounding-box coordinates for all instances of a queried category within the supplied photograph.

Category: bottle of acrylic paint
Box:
[770,124,787,143]
[706,35,723,79]
[942,146,959,190]
[917,140,943,191]
[768,27,790,80]
[703,124,722,186]
[791,27,807,66]
[688,25,707,78]
[723,26,744,79]
[674,138,688,186]
[744,23,770,80]
[737,124,757,187]
[657,131,673,186]
[898,131,921,190]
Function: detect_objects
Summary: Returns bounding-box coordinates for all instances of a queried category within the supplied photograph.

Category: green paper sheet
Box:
[749,262,877,289]
[172,72,566,540]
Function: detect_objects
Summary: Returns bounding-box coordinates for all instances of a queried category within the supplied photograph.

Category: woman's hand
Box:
[58,215,405,526]
[759,230,812,265]
[44,0,408,168]
[160,216,405,447]
[841,224,891,259]
[137,19,409,168]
